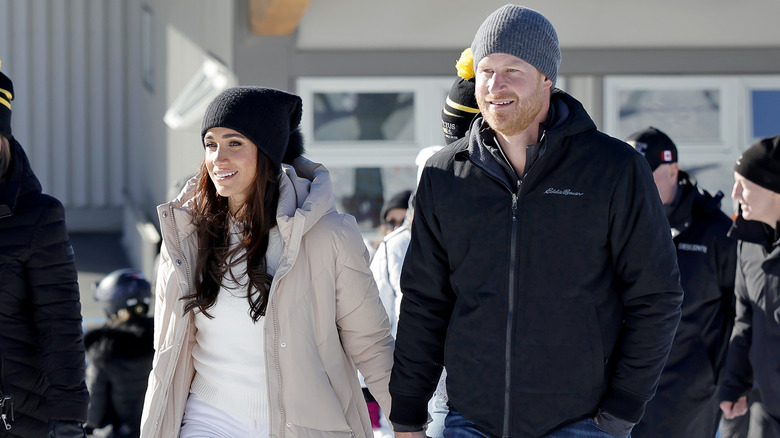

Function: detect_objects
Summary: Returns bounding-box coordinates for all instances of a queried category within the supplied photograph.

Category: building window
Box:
[297,77,452,236]
[312,91,415,142]
[603,75,780,214]
[603,76,738,151]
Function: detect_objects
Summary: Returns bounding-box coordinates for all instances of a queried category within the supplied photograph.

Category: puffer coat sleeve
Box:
[26,196,90,422]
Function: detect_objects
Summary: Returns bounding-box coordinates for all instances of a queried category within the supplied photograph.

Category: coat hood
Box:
[0,138,42,218]
[728,209,780,251]
[166,156,337,245]
[667,171,724,236]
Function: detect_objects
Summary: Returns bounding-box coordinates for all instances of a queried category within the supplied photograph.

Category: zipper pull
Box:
[1,413,10,430]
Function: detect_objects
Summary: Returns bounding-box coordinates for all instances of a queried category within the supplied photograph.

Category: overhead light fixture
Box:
[164,56,232,129]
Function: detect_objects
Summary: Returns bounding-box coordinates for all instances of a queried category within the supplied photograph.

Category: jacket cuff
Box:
[391,422,426,432]
[718,383,750,403]
[596,409,635,437]
[599,385,648,424]
[389,393,430,429]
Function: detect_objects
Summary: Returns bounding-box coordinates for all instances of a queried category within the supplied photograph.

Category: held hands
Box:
[720,395,749,420]
[48,420,87,438]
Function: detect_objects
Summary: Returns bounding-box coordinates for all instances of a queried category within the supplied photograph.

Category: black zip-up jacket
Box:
[389,90,683,437]
[85,317,154,438]
[0,139,89,436]
[719,215,780,422]
[633,174,736,438]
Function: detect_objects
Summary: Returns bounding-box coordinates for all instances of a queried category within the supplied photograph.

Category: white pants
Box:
[180,392,269,438]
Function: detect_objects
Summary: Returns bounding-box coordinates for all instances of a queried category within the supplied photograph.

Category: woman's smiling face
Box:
[203,127,259,213]
[732,171,780,228]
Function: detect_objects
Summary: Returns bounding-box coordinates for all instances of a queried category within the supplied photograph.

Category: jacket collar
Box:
[461,89,597,188]
[728,210,780,252]
[666,171,724,237]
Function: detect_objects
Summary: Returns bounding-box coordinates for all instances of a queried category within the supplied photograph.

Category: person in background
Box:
[367,189,413,263]
[0,60,89,437]
[85,269,154,438]
[389,5,683,437]
[719,136,780,437]
[625,127,737,438]
[140,86,394,437]
[380,190,412,237]
[441,47,480,145]
[368,190,412,254]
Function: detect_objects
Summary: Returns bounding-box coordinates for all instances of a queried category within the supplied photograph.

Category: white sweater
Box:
[190,226,283,421]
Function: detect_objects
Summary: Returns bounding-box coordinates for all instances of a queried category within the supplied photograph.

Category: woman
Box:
[140,86,394,437]
[0,63,89,437]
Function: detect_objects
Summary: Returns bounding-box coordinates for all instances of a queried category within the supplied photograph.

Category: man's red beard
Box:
[477,82,545,137]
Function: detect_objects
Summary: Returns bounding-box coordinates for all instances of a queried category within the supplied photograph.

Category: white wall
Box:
[297,0,780,50]
[0,0,128,230]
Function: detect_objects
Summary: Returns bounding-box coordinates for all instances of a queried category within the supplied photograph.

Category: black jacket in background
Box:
[0,138,89,437]
[720,214,780,425]
[85,317,154,438]
[389,90,683,437]
[633,173,737,438]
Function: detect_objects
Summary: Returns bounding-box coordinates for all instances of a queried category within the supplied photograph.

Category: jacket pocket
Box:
[514,298,603,395]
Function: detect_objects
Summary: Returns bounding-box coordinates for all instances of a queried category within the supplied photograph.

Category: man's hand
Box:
[394,431,427,438]
[720,396,749,419]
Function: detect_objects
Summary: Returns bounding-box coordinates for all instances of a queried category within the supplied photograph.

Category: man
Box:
[719,135,780,436]
[389,5,683,438]
[625,127,737,438]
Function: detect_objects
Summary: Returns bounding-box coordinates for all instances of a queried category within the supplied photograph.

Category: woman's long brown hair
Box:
[182,150,280,322]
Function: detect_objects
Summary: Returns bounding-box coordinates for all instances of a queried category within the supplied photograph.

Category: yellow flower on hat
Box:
[455,48,474,81]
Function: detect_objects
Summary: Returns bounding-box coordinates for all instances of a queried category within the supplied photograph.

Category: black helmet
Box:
[94,268,152,318]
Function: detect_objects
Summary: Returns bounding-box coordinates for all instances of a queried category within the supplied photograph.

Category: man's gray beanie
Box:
[471,4,561,86]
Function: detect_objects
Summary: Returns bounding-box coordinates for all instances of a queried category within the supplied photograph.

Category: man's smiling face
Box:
[475,53,551,137]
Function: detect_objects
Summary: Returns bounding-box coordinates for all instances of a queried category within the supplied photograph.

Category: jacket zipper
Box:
[503,187,519,438]
[273,278,285,438]
[270,246,296,438]
[154,205,192,436]
[492,130,545,437]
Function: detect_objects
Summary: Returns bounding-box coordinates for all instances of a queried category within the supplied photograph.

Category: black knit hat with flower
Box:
[441,48,479,145]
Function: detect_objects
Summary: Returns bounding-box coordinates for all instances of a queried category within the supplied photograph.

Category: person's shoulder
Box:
[585,130,636,156]
[308,211,362,245]
[691,188,734,229]
[564,129,642,172]
[18,190,64,211]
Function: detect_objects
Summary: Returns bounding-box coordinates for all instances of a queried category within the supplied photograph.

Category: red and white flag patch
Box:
[663,150,673,162]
